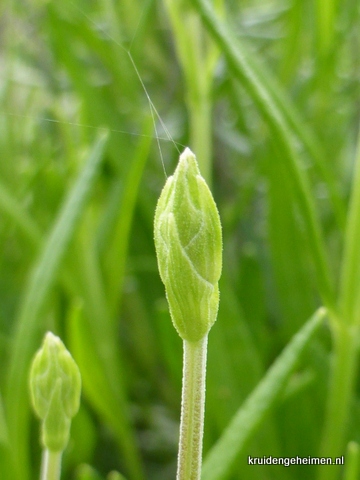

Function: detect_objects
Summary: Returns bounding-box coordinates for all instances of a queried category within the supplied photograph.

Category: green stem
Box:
[339,126,360,325]
[162,0,221,187]
[40,450,62,480]
[177,336,208,480]
[344,442,360,480]
[188,94,212,186]
[318,325,359,480]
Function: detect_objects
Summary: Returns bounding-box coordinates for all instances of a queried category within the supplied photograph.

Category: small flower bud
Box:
[154,148,222,342]
[29,332,81,452]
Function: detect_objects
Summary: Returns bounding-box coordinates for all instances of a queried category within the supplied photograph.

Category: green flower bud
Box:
[154,148,222,342]
[29,332,81,452]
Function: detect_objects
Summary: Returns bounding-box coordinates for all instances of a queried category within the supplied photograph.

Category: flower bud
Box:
[29,332,81,452]
[154,148,222,342]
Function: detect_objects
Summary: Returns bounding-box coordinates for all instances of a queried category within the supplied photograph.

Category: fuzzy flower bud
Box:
[29,332,81,452]
[154,148,222,342]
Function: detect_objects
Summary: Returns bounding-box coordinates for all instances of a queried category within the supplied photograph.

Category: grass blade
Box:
[0,392,12,479]
[339,130,360,325]
[0,392,8,446]
[192,0,335,310]
[236,40,345,230]
[201,307,326,480]
[67,302,144,480]
[266,152,316,337]
[0,183,42,247]
[104,118,153,314]
[5,132,108,480]
[344,442,360,480]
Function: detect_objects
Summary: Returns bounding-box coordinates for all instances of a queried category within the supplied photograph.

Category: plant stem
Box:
[40,449,62,480]
[318,325,359,480]
[177,335,208,480]
[339,125,360,325]
[188,92,212,187]
[162,0,222,187]
[344,441,360,480]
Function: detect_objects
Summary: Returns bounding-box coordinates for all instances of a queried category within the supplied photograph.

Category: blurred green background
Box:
[1,0,360,479]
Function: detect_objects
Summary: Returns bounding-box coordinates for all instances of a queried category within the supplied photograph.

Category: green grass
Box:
[1,1,360,479]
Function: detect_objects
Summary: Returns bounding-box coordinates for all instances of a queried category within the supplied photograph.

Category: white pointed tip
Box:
[45,331,57,340]
[180,147,195,162]
[44,331,62,348]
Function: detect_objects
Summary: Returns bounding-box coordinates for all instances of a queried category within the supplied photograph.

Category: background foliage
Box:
[1,0,360,479]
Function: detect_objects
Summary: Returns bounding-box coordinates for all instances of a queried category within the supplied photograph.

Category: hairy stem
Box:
[177,336,208,480]
[40,450,62,480]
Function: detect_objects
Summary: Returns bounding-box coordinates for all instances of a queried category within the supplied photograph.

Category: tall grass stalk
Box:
[318,126,360,480]
[344,442,360,480]
[163,0,223,184]
[318,326,358,480]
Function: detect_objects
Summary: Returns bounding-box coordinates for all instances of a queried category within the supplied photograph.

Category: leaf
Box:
[67,301,145,480]
[0,182,41,247]
[191,0,335,310]
[104,117,153,314]
[0,392,8,446]
[266,152,316,336]
[339,135,360,325]
[201,307,326,480]
[344,441,360,480]
[75,464,104,480]
[5,132,108,480]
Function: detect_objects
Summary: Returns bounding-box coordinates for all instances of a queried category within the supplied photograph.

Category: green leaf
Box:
[0,182,42,247]
[104,117,153,314]
[339,134,360,326]
[75,464,104,480]
[107,472,128,480]
[5,132,108,480]
[266,152,316,336]
[191,0,335,311]
[0,392,8,447]
[344,441,360,480]
[67,301,145,480]
[0,392,13,478]
[201,307,326,480]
